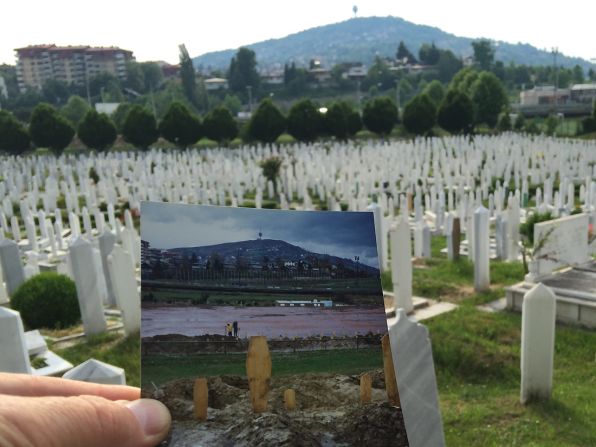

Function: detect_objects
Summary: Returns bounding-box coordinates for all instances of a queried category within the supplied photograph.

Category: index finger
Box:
[0,373,140,401]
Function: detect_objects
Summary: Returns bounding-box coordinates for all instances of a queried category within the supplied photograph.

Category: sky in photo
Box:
[2,0,595,65]
[141,202,380,268]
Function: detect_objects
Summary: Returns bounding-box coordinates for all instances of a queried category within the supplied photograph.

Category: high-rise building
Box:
[15,44,134,92]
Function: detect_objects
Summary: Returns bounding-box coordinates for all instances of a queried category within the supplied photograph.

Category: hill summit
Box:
[193,16,593,71]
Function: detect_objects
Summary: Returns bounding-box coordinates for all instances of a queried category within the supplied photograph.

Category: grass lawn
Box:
[57,234,595,445]
[141,347,382,388]
[49,332,140,387]
[429,304,596,446]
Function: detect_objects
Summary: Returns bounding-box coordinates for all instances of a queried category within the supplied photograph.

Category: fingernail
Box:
[126,399,171,437]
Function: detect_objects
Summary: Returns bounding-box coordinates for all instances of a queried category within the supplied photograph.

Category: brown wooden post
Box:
[284,389,296,411]
[246,336,272,413]
[193,378,208,421]
[453,217,461,260]
[407,192,413,212]
[360,373,372,404]
[381,334,401,406]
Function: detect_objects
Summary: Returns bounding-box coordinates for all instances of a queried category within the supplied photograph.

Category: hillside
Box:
[193,16,594,71]
[169,238,379,274]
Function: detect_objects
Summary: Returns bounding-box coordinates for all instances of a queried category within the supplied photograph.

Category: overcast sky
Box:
[141,202,380,268]
[2,1,595,65]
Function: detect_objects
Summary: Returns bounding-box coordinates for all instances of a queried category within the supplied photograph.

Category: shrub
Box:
[11,273,81,329]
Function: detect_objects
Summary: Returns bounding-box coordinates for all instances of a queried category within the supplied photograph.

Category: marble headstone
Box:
[63,358,126,385]
[0,307,32,373]
[520,283,556,404]
[68,237,107,335]
[389,309,445,447]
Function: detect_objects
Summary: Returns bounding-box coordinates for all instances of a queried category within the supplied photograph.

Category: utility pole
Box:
[395,78,401,116]
[247,85,253,114]
[552,47,559,115]
[84,54,92,106]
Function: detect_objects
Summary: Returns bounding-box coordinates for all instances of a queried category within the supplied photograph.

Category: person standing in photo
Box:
[233,321,239,338]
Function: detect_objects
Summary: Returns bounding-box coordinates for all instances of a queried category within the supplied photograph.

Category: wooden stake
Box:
[246,336,272,413]
[360,373,372,404]
[284,389,296,411]
[193,378,208,421]
[381,334,401,406]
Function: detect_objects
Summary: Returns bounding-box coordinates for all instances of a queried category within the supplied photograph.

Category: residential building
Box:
[570,83,596,103]
[204,77,229,91]
[15,44,134,92]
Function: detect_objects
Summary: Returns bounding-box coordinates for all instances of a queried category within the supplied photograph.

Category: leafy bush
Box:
[11,273,81,329]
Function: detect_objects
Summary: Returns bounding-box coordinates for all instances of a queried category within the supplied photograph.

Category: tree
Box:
[471,71,508,128]
[41,79,71,105]
[423,80,445,105]
[158,102,202,147]
[228,47,260,95]
[325,101,361,140]
[472,39,495,71]
[29,103,74,155]
[179,44,199,108]
[60,95,91,126]
[514,113,526,131]
[203,106,238,143]
[437,50,463,83]
[140,62,164,92]
[122,105,158,149]
[0,110,30,155]
[111,103,132,133]
[497,110,512,132]
[247,99,285,143]
[89,72,122,98]
[402,93,436,135]
[362,96,398,136]
[418,43,440,65]
[396,41,417,63]
[77,109,117,151]
[437,89,475,134]
[287,99,323,142]
[260,157,282,195]
[125,61,145,93]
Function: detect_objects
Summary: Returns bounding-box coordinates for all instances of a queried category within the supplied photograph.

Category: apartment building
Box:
[15,44,134,92]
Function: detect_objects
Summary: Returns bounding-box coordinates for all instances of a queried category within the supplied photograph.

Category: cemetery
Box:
[0,132,595,445]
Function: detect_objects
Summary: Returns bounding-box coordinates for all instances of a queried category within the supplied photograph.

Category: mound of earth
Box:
[149,371,409,446]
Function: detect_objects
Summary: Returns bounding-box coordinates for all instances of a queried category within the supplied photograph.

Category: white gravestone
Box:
[108,245,141,335]
[0,239,26,296]
[520,283,556,404]
[63,358,125,385]
[98,231,117,307]
[473,206,490,292]
[389,309,445,447]
[0,307,32,373]
[389,218,413,313]
[68,237,107,335]
[367,202,387,271]
[530,214,590,279]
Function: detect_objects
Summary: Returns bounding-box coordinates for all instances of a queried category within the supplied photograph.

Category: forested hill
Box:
[193,16,594,71]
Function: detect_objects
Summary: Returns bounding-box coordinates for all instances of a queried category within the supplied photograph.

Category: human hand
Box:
[0,373,171,447]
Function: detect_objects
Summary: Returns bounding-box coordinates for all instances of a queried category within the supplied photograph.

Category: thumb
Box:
[0,395,171,447]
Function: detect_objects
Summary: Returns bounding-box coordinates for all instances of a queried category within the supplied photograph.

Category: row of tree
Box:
[0,101,239,155]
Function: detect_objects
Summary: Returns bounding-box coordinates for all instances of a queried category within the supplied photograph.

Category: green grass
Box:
[141,347,382,388]
[51,332,140,387]
[382,236,525,304]
[428,305,596,446]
